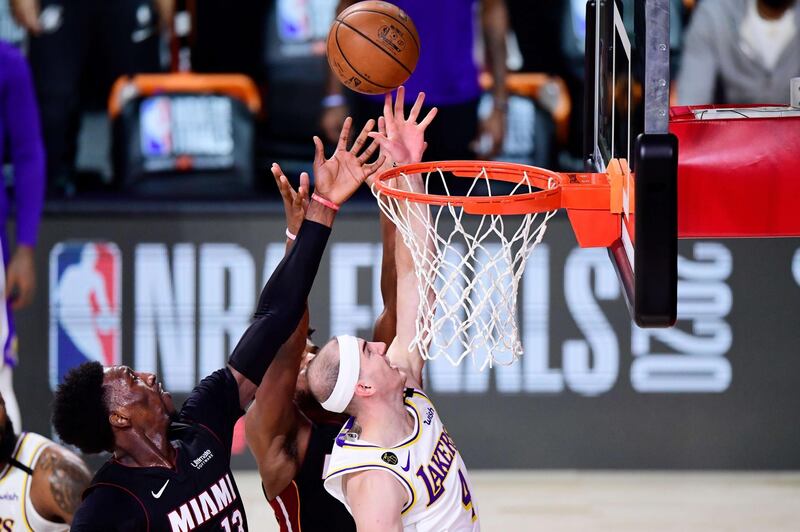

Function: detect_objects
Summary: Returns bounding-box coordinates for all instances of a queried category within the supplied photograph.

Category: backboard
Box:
[585,0,678,327]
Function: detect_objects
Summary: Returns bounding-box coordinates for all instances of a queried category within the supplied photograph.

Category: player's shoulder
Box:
[12,432,60,470]
[76,481,148,521]
[403,387,437,417]
[72,483,147,531]
[326,419,385,462]
[32,437,83,465]
[30,438,90,486]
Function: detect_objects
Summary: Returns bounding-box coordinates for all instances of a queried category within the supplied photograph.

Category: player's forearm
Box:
[305,199,337,227]
[229,220,330,385]
[379,211,398,311]
[482,0,509,107]
[373,212,398,343]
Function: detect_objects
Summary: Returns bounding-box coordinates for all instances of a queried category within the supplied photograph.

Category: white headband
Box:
[320,335,361,413]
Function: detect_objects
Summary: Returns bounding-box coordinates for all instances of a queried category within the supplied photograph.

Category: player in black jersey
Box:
[245,87,435,532]
[243,170,396,532]
[50,118,385,532]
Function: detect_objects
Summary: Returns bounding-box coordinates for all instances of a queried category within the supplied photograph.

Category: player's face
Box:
[104,366,177,426]
[295,338,320,395]
[359,339,405,393]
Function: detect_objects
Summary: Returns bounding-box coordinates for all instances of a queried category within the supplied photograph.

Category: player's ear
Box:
[108,410,131,429]
[354,381,375,398]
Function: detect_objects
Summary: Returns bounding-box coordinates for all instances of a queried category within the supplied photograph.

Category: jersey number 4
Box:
[458,469,477,522]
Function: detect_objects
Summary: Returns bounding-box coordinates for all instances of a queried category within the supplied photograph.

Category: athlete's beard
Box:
[0,418,17,463]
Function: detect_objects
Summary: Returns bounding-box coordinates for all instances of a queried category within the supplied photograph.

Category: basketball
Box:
[326,1,420,95]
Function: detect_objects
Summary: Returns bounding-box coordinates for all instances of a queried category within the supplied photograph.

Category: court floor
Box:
[233,470,800,531]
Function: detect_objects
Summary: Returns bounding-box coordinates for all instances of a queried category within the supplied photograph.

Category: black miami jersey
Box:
[267,422,355,532]
[71,369,248,532]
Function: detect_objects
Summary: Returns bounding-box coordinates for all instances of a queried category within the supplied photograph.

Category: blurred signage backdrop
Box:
[14,211,800,469]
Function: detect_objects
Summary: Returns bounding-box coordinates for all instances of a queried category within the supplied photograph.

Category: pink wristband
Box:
[312,192,340,211]
[285,228,296,241]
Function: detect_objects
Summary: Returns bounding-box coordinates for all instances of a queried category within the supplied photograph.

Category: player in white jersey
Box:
[307,88,480,531]
[0,391,91,530]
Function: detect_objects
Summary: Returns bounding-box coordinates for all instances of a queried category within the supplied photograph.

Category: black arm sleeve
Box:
[228,219,331,385]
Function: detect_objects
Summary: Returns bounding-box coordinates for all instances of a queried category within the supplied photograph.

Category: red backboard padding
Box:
[670,105,800,238]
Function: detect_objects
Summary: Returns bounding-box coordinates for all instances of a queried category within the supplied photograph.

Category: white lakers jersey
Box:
[0,432,69,531]
[324,389,479,531]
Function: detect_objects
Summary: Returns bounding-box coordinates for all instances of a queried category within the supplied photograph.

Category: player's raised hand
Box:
[368,86,437,168]
[270,163,309,236]
[312,117,385,206]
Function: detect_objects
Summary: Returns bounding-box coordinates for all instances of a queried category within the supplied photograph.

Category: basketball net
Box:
[374,165,557,370]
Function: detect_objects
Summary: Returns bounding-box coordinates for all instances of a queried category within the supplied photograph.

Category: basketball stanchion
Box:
[373,160,623,370]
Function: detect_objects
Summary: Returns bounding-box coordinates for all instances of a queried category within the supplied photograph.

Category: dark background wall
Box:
[15,207,800,469]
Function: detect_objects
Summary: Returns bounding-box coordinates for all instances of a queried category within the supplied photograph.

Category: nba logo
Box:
[140,96,173,157]
[49,242,121,390]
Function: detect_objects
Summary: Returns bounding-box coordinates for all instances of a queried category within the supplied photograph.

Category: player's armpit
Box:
[344,470,406,532]
[31,445,91,524]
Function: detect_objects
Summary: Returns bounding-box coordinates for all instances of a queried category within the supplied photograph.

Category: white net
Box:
[374,165,557,370]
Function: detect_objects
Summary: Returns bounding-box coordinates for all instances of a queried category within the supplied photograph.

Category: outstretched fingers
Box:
[382,92,396,137]
[419,106,438,129]
[408,91,426,122]
[270,162,284,183]
[357,136,380,164]
[312,136,325,168]
[350,118,375,156]
[364,153,388,177]
[295,172,310,209]
[393,86,406,121]
[299,171,310,196]
[271,163,295,203]
[336,116,353,152]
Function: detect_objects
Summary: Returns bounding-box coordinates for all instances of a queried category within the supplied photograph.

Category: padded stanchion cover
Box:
[670,105,800,238]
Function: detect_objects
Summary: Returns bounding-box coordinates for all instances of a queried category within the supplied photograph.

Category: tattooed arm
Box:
[30,445,92,524]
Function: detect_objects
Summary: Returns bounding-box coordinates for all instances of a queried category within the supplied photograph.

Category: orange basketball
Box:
[326,1,420,95]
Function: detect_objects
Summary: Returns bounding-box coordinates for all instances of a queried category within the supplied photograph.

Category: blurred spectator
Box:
[191,0,269,85]
[504,0,576,168]
[677,0,800,105]
[322,0,509,162]
[9,0,169,196]
[0,41,45,431]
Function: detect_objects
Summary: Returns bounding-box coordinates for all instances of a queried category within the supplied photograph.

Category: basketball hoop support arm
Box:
[375,160,625,249]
